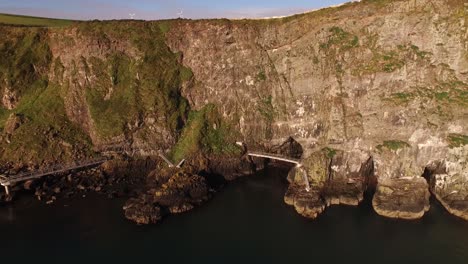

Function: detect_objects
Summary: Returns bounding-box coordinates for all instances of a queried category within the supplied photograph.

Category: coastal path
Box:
[0,158,108,195]
[247,152,310,192]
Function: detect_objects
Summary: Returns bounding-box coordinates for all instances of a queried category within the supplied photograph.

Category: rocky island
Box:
[0,0,467,224]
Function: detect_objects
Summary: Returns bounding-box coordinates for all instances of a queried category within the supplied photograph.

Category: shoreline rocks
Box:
[435,193,468,221]
[429,146,468,221]
[0,157,154,204]
[284,185,326,219]
[124,196,162,225]
[283,148,372,219]
[372,177,430,220]
[123,168,211,225]
[2,147,467,224]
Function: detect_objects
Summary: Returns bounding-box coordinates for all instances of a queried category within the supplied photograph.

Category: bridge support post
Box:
[3,185,10,196]
[296,164,310,192]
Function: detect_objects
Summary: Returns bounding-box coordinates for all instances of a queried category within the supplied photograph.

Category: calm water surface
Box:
[0,167,467,264]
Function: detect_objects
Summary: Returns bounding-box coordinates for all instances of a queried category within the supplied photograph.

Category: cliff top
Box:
[0,13,75,27]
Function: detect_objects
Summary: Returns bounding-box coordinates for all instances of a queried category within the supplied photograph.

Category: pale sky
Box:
[0,0,351,20]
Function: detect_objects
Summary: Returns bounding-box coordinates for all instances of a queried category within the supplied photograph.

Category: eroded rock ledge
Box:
[428,145,468,221]
[123,169,210,225]
[284,148,372,219]
[283,140,468,221]
[123,154,255,224]
[372,178,430,220]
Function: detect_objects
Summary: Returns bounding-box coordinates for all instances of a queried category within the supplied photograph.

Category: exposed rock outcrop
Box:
[372,177,430,220]
[284,148,372,219]
[428,145,468,220]
[1,87,18,110]
[165,0,467,219]
[123,168,210,224]
[3,113,24,135]
[124,196,163,225]
[0,0,467,220]
[284,186,325,219]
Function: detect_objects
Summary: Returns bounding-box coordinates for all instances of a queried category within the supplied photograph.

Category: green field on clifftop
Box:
[0,13,74,27]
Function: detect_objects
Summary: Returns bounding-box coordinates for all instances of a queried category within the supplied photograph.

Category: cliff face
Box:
[0,0,467,219]
[0,21,194,163]
[165,0,468,219]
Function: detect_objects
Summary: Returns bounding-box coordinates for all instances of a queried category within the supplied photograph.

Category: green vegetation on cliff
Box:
[0,27,51,98]
[0,26,92,164]
[0,20,238,165]
[0,13,74,27]
[1,83,93,163]
[376,140,410,152]
[257,95,276,140]
[77,21,192,139]
[170,104,240,162]
[322,147,338,159]
[382,80,468,107]
[320,27,359,51]
[448,134,468,148]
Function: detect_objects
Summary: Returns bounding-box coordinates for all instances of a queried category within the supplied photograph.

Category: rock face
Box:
[1,87,18,110]
[0,0,467,220]
[164,0,467,219]
[284,148,373,219]
[428,145,468,220]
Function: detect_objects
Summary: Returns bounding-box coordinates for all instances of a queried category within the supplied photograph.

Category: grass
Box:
[257,96,275,122]
[257,95,276,140]
[0,107,9,130]
[76,21,193,139]
[355,50,405,75]
[410,45,431,59]
[0,81,93,163]
[0,27,52,98]
[448,134,468,148]
[256,71,267,82]
[85,54,139,138]
[0,13,74,27]
[170,104,240,163]
[386,92,415,104]
[322,147,337,159]
[0,26,99,162]
[352,43,432,76]
[382,80,467,107]
[376,140,410,152]
[319,27,359,51]
[158,20,172,34]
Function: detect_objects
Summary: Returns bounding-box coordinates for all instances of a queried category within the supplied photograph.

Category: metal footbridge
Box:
[0,158,108,195]
[0,149,310,196]
[247,152,310,192]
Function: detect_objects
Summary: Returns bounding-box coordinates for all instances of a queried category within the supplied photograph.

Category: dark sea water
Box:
[0,167,467,264]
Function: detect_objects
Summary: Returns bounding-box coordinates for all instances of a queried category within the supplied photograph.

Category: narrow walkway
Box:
[0,158,108,194]
[247,151,310,192]
[247,152,301,165]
